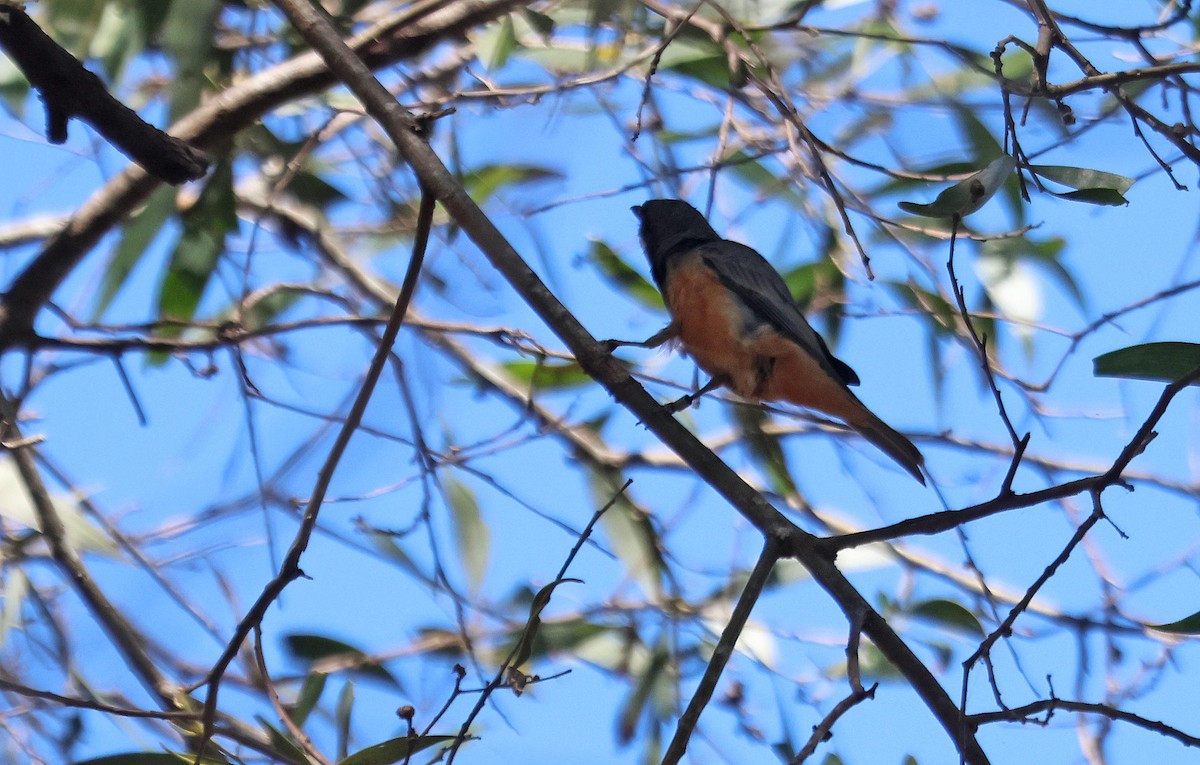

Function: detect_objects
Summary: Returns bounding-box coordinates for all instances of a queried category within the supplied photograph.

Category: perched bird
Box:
[629,198,925,484]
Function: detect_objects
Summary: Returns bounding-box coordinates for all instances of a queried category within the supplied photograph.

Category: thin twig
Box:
[662,540,779,764]
[198,185,436,746]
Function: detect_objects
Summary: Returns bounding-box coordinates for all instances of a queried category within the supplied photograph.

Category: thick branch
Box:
[0,0,518,346]
[0,6,208,184]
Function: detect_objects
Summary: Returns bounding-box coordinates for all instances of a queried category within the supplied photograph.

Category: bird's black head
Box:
[633,199,721,285]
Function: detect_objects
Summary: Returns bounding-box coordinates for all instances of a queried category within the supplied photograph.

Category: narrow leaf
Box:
[157,157,237,323]
[899,155,1016,218]
[1093,342,1200,384]
[590,239,663,308]
[337,735,456,765]
[445,476,490,592]
[511,577,582,668]
[282,634,399,686]
[1028,164,1134,194]
[288,671,327,728]
[1146,611,1200,635]
[93,187,176,319]
[501,359,594,391]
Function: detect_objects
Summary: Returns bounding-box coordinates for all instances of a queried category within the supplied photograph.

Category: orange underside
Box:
[664,257,867,426]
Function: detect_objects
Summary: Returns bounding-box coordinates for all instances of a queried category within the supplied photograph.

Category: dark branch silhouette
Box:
[0,4,208,184]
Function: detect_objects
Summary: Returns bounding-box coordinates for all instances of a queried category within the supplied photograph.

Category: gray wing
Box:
[698,240,860,387]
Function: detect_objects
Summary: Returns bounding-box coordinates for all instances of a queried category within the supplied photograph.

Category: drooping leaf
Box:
[591,239,663,308]
[898,155,1016,219]
[160,0,221,121]
[445,475,490,592]
[93,187,176,319]
[157,156,237,324]
[282,634,399,687]
[474,14,518,70]
[1045,187,1129,206]
[507,617,611,665]
[511,577,582,668]
[336,680,354,762]
[256,716,315,765]
[658,34,734,89]
[1093,342,1200,384]
[616,639,672,745]
[337,735,456,765]
[287,671,327,728]
[587,469,664,597]
[908,598,985,636]
[732,405,795,496]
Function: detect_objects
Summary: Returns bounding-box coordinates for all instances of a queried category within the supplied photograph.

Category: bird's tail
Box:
[851,411,925,485]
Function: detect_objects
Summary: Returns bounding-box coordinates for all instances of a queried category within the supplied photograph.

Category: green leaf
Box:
[475,14,518,70]
[511,577,582,668]
[1146,610,1200,635]
[337,735,456,765]
[658,34,734,89]
[256,716,315,765]
[1045,187,1129,206]
[781,257,842,312]
[587,470,664,597]
[501,359,595,391]
[157,157,237,323]
[732,406,795,496]
[160,0,222,121]
[366,532,427,581]
[1093,342,1200,384]
[518,8,556,41]
[336,681,354,762]
[93,187,176,319]
[898,155,1016,219]
[724,150,803,203]
[507,618,610,664]
[462,163,561,204]
[590,239,663,309]
[445,476,490,592]
[71,754,230,765]
[287,672,327,728]
[282,634,399,687]
[617,639,672,745]
[92,2,149,81]
[47,0,108,58]
[1028,164,1134,195]
[908,599,984,636]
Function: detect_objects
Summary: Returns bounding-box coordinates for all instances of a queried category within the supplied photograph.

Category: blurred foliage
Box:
[0,1,1198,764]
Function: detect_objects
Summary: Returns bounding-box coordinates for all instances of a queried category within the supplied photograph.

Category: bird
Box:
[626,198,925,484]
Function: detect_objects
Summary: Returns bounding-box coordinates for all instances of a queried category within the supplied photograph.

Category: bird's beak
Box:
[631,204,643,219]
